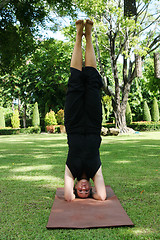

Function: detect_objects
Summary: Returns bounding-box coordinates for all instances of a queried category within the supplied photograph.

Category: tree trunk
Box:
[22,103,27,128]
[154,52,160,79]
[114,107,127,132]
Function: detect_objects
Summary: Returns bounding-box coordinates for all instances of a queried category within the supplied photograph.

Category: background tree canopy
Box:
[0,0,159,131]
[0,0,75,73]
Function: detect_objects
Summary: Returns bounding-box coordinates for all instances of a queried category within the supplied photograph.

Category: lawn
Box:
[0,132,159,240]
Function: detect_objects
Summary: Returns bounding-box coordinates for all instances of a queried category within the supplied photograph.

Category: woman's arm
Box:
[92,166,107,201]
[64,165,75,201]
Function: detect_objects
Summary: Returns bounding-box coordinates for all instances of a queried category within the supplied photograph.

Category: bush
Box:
[0,107,5,128]
[151,97,159,122]
[0,128,20,135]
[128,121,160,131]
[32,102,40,126]
[126,102,132,124]
[20,126,41,134]
[45,110,57,126]
[56,109,64,125]
[143,101,151,121]
[11,110,20,128]
[102,121,160,132]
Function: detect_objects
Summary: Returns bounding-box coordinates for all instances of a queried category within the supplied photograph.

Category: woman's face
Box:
[75,179,91,198]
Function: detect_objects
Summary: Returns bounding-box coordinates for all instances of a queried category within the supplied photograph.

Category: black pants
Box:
[64,67,103,180]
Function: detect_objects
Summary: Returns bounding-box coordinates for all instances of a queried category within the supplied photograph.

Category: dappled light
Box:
[142,145,160,148]
[38,143,67,148]
[10,165,53,172]
[114,160,131,164]
[130,227,152,235]
[9,175,62,184]
[0,165,10,169]
[100,151,110,155]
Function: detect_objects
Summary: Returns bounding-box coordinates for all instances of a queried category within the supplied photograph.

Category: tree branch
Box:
[0,0,10,10]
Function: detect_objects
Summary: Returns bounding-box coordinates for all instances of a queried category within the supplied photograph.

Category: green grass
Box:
[0,132,159,240]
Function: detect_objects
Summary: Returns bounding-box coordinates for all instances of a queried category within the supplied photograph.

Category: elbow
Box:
[100,195,106,201]
[99,192,107,201]
[64,193,75,202]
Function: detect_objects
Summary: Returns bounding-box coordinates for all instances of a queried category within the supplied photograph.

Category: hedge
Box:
[20,126,41,134]
[128,121,160,131]
[0,126,41,135]
[103,121,160,131]
[0,128,20,135]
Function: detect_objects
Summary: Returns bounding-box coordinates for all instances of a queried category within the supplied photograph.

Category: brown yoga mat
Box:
[46,186,134,229]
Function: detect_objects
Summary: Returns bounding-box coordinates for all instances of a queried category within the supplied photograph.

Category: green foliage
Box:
[0,38,71,127]
[0,128,20,135]
[102,103,106,124]
[126,101,132,124]
[20,126,41,134]
[102,95,113,120]
[151,97,159,122]
[56,109,64,125]
[45,110,57,126]
[45,102,50,115]
[0,107,5,128]
[11,110,20,128]
[0,0,75,73]
[143,101,151,121]
[128,121,160,131]
[144,57,160,93]
[32,102,40,126]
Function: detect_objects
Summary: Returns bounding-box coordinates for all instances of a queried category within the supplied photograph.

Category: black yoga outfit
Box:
[64,67,103,181]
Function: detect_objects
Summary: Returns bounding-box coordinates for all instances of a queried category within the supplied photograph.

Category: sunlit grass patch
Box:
[10,165,53,172]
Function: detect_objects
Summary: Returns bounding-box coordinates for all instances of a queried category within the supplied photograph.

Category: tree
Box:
[126,101,132,124]
[32,102,40,126]
[144,55,160,93]
[143,101,151,121]
[45,110,57,126]
[0,107,5,128]
[11,109,20,128]
[0,38,71,127]
[0,0,75,74]
[56,109,64,125]
[151,97,159,122]
[74,0,160,132]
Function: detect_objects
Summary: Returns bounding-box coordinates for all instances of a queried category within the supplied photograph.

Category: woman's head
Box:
[75,179,91,198]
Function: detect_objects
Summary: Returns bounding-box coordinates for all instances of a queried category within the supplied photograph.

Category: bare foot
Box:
[76,20,84,37]
[85,19,93,37]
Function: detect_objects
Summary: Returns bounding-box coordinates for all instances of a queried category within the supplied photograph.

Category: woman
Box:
[64,20,106,201]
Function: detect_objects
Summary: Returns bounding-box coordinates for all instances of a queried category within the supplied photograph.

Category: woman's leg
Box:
[84,20,103,134]
[70,20,84,71]
[64,21,85,201]
[64,20,85,134]
[85,19,97,69]
[84,21,106,200]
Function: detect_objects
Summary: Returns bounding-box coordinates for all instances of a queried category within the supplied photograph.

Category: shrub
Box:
[56,109,64,125]
[45,110,57,126]
[128,121,160,131]
[151,97,159,122]
[20,126,41,134]
[45,102,49,115]
[0,128,20,135]
[32,102,40,126]
[143,101,151,121]
[126,102,132,124]
[0,107,5,128]
[11,110,20,128]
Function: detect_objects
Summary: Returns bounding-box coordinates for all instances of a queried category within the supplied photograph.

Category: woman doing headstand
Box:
[64,20,106,201]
